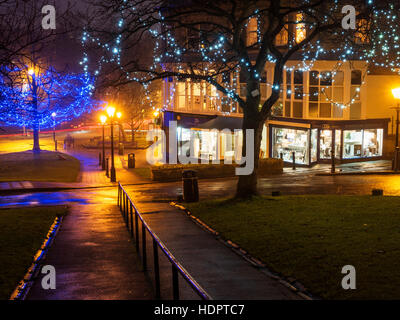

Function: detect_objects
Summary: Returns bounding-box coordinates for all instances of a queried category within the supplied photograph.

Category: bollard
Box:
[182,170,199,202]
[280,152,283,160]
[372,189,383,196]
[331,149,335,174]
[106,157,109,177]
[128,153,136,168]
[292,151,296,170]
[54,140,58,151]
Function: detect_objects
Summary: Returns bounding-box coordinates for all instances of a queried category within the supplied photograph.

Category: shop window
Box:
[335,130,342,160]
[343,130,363,159]
[320,130,332,159]
[272,127,309,165]
[363,129,383,157]
[311,129,318,162]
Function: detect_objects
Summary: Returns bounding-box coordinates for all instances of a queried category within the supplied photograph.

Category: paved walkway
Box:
[125,186,300,300]
[27,189,154,300]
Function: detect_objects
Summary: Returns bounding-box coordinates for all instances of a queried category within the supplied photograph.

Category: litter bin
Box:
[118,143,124,155]
[128,153,135,168]
[182,170,199,202]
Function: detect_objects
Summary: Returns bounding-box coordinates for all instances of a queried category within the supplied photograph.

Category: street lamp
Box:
[107,106,117,182]
[100,115,107,170]
[116,112,122,146]
[391,88,400,172]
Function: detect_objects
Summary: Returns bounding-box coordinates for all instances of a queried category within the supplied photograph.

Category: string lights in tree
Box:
[0,64,102,150]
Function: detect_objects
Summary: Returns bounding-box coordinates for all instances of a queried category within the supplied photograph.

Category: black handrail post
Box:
[153,239,161,299]
[172,265,179,300]
[130,203,134,238]
[117,184,120,207]
[142,223,147,270]
[125,196,129,226]
[135,209,139,251]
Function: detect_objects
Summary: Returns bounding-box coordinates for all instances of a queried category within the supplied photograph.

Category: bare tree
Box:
[86,0,397,197]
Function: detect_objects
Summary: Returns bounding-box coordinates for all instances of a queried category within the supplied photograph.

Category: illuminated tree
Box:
[84,0,400,197]
[0,63,100,152]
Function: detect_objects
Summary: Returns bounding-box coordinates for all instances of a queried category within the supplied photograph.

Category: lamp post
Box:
[100,115,107,170]
[107,106,117,182]
[392,88,400,172]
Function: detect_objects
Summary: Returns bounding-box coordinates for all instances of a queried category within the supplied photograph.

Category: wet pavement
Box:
[26,188,154,300]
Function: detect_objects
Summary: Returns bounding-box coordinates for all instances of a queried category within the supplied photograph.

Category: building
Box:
[159,8,399,166]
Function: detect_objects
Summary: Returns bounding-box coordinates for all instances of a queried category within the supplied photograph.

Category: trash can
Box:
[128,153,135,168]
[182,170,199,202]
[118,143,124,155]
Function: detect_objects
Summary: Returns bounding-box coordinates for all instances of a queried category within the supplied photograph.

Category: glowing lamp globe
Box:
[107,106,116,117]
[100,115,107,124]
[116,112,122,119]
[393,88,400,100]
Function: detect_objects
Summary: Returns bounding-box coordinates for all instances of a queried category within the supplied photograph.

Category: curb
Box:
[316,171,398,176]
[170,201,316,301]
[9,214,64,300]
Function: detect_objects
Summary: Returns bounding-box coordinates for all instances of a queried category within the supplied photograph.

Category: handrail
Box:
[117,182,212,300]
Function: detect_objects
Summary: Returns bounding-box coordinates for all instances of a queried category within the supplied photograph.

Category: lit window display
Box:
[343,130,363,159]
[272,127,309,165]
[320,130,332,159]
[335,130,342,159]
[363,129,383,158]
[342,129,382,159]
[311,129,318,163]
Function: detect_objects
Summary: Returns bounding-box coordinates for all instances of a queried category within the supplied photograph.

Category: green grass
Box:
[133,167,151,179]
[0,151,80,182]
[186,195,400,300]
[0,206,68,299]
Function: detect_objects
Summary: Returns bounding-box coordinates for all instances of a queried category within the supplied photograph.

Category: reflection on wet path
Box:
[0,187,117,208]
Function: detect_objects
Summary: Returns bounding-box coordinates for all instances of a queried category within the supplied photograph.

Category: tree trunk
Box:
[235,115,264,199]
[32,99,40,153]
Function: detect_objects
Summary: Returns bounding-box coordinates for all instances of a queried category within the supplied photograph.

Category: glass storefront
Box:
[272,127,309,165]
[343,129,383,159]
[319,130,332,159]
[270,124,385,165]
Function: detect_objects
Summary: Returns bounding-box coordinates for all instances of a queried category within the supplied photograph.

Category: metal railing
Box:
[117,182,212,300]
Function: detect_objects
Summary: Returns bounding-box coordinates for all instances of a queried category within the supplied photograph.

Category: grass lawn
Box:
[186,195,400,300]
[0,206,68,299]
[0,151,80,182]
[132,167,151,180]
